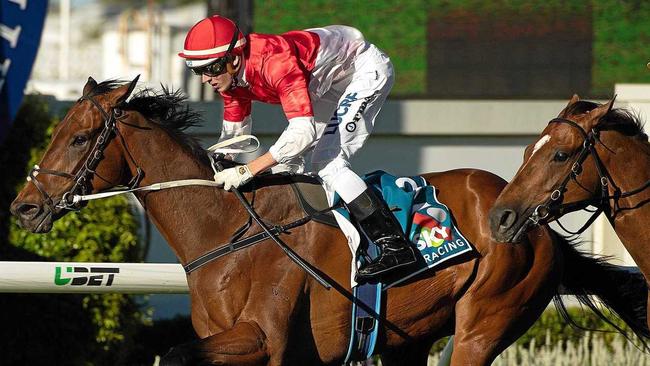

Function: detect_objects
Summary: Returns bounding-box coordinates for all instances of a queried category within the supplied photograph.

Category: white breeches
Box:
[310,44,394,203]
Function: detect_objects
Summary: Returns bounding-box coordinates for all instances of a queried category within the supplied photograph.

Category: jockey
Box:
[178,15,416,280]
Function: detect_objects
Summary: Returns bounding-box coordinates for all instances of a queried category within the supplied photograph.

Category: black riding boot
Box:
[347,188,417,281]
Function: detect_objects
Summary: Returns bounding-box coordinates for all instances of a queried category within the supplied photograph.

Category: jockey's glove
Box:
[214,165,253,191]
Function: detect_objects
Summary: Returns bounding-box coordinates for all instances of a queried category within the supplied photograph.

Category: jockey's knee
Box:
[316,158,368,203]
[316,157,351,185]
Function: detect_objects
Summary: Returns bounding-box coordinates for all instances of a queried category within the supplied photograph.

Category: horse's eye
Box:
[553,151,569,162]
[72,135,89,147]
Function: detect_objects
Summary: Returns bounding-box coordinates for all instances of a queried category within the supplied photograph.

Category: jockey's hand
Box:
[214,165,253,191]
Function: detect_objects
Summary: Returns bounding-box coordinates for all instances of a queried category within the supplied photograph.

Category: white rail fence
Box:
[0,262,188,293]
[0,261,639,294]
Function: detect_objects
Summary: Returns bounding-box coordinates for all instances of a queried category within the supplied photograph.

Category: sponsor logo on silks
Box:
[346,92,380,133]
[324,92,358,135]
[325,91,382,135]
[54,266,120,287]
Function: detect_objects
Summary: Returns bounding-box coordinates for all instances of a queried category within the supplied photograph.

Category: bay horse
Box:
[11,78,648,365]
[489,95,650,333]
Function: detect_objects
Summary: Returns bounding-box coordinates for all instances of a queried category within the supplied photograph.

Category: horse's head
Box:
[489,95,621,243]
[10,76,140,233]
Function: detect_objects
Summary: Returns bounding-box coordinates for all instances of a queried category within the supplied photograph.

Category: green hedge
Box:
[1,96,148,365]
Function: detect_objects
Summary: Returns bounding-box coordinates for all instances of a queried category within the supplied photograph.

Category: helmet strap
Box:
[224,23,243,77]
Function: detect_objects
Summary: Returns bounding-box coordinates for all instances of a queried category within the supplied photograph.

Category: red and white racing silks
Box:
[218,26,373,165]
[221,26,367,122]
[180,19,394,205]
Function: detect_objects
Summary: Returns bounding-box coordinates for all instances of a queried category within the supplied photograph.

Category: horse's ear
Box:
[587,95,617,128]
[82,76,98,96]
[111,74,140,106]
[590,95,616,119]
[568,94,580,106]
[558,94,580,117]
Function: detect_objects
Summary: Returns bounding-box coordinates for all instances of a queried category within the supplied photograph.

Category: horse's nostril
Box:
[498,209,518,232]
[12,202,42,220]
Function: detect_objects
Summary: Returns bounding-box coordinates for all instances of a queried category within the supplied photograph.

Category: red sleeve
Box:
[264,52,314,120]
[220,93,251,122]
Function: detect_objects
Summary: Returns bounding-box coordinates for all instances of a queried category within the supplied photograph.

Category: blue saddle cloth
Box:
[371,170,475,286]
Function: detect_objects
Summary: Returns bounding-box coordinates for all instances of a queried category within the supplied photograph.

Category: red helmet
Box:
[178,15,246,61]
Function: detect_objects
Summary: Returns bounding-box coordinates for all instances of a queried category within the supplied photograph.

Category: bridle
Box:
[528,116,650,237]
[26,93,143,217]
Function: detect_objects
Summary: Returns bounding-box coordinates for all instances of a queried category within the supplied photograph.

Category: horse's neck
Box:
[120,123,243,264]
[603,133,650,275]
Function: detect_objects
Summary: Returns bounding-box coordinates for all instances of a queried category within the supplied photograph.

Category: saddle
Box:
[285,175,338,228]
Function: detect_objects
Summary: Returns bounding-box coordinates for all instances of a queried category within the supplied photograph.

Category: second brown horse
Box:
[490,95,650,338]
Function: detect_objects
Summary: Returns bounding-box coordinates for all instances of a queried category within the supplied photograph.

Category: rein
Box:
[529,117,650,237]
[68,135,260,203]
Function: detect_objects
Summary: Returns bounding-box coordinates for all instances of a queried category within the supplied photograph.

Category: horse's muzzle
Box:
[10,200,54,233]
[489,205,529,243]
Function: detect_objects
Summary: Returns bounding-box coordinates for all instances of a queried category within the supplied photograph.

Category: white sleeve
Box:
[268,116,318,164]
[219,115,252,142]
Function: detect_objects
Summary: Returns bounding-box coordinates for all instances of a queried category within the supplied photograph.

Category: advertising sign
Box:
[0,0,48,143]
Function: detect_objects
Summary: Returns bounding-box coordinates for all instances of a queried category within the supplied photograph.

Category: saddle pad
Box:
[366,170,475,288]
[342,171,475,363]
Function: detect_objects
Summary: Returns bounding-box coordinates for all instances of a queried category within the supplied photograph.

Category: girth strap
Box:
[184,215,312,274]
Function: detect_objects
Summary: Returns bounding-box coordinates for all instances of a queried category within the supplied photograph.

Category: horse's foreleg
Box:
[449,286,555,365]
[449,234,559,365]
[160,321,269,366]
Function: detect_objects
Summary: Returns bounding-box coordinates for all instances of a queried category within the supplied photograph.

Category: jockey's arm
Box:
[248,115,318,175]
[247,151,277,175]
[215,116,316,190]
[219,116,252,142]
[214,56,316,189]
[247,60,316,174]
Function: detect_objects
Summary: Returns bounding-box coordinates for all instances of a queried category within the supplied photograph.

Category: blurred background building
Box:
[26,0,650,318]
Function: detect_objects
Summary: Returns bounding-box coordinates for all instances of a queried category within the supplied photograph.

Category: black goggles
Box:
[190,57,229,77]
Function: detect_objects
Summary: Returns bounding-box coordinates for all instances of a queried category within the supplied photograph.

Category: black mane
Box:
[565,100,647,139]
[92,80,210,165]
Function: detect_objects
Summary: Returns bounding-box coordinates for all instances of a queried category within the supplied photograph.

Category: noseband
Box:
[27,94,142,215]
[528,117,650,236]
